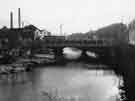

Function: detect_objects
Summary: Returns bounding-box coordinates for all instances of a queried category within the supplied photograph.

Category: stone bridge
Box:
[39,39,120,65]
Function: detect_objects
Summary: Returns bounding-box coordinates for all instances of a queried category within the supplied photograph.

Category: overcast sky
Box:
[0,0,135,34]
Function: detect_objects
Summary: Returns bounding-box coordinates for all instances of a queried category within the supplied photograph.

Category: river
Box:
[0,62,124,101]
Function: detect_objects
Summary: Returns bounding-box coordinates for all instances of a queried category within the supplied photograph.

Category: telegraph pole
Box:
[60,24,63,36]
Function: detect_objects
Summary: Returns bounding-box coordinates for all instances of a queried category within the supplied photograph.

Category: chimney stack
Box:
[18,8,21,28]
[10,11,13,29]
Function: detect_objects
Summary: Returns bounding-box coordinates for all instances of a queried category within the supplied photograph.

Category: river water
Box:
[0,62,123,101]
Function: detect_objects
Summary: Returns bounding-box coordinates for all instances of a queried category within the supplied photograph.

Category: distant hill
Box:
[67,23,128,45]
[93,23,128,42]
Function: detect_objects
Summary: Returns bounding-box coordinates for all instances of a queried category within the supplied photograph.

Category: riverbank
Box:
[111,44,135,101]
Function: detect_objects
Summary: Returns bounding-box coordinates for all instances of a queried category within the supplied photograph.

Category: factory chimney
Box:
[18,8,21,28]
[10,11,13,29]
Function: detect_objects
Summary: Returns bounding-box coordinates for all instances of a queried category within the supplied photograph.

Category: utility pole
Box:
[60,24,63,36]
[22,21,24,28]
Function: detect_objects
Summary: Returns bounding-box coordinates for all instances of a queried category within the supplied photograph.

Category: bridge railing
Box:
[42,39,116,48]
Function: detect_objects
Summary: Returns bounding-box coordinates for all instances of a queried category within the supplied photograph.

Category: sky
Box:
[0,0,135,34]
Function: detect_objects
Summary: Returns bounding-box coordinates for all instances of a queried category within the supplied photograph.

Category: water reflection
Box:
[0,63,123,101]
[0,72,33,101]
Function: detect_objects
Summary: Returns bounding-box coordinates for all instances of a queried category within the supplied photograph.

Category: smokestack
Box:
[10,11,13,29]
[18,8,21,28]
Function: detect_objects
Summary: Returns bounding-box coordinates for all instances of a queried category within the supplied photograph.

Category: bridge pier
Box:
[79,49,88,61]
[52,48,66,64]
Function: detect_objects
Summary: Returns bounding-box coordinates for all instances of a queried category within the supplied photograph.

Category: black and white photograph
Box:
[0,0,135,101]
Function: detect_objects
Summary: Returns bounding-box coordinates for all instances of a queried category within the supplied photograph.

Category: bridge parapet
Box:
[42,39,115,48]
